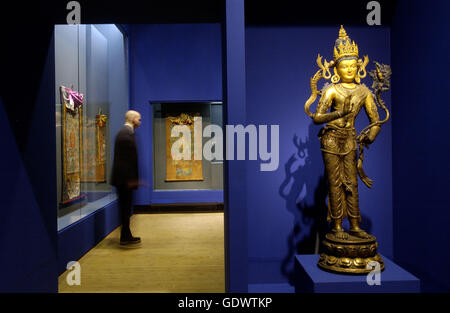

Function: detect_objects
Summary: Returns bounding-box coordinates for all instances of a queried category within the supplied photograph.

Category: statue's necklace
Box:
[335,84,359,97]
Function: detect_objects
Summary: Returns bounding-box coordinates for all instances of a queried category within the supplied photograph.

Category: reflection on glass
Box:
[55,24,128,230]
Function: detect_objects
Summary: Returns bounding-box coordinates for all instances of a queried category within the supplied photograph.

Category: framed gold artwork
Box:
[165,113,203,181]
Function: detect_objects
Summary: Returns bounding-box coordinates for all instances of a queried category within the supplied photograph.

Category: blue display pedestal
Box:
[295,254,420,293]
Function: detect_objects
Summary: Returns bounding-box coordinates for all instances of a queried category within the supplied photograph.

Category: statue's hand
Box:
[357,132,372,148]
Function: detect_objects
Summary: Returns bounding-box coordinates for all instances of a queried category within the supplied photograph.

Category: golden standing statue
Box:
[305,26,391,274]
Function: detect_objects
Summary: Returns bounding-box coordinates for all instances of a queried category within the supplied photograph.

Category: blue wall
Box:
[128,24,223,205]
[223,0,249,292]
[391,0,450,292]
[0,36,58,292]
[245,26,393,284]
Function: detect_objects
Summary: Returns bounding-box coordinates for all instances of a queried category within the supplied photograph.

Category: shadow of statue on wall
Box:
[278,122,328,285]
[278,122,373,285]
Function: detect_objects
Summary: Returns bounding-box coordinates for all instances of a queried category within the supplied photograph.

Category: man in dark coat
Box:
[111,110,142,246]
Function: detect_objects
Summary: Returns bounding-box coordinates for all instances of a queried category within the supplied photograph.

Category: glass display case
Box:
[55,24,129,230]
[152,101,224,191]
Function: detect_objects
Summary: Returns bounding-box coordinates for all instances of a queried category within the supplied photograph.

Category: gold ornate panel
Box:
[165,113,203,181]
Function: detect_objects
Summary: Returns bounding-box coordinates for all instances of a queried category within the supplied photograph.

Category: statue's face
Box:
[336,59,358,83]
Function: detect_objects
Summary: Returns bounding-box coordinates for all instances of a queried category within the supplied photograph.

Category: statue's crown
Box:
[333,25,359,62]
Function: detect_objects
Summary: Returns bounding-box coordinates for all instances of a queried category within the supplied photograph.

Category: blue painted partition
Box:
[223,0,248,292]
[391,0,450,292]
[0,35,58,292]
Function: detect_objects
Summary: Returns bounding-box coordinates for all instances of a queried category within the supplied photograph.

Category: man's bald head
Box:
[125,110,142,129]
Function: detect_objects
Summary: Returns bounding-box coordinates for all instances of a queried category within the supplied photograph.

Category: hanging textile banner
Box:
[82,111,107,182]
[165,113,203,181]
[60,85,84,204]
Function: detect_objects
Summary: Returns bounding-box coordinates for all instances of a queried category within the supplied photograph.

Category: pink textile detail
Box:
[66,87,84,108]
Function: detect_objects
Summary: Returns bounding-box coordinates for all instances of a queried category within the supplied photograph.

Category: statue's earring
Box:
[357,56,369,79]
[355,70,361,84]
[331,67,340,84]
[357,67,366,82]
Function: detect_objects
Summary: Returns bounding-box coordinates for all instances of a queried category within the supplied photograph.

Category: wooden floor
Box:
[58,212,225,293]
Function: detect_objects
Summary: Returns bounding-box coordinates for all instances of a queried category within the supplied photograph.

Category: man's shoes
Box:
[120,236,141,246]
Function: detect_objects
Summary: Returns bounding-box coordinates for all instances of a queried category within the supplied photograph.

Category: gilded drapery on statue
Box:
[304,26,391,274]
[60,86,84,204]
[165,113,203,181]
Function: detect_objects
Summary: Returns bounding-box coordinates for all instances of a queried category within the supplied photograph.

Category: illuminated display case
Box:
[152,101,224,191]
[54,24,129,230]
